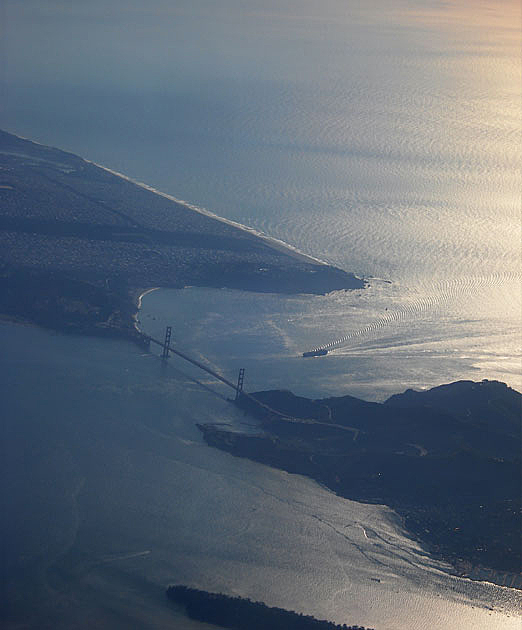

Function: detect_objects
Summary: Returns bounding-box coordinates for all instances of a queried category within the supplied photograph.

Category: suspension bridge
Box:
[144,326,245,400]
[146,327,353,430]
[143,327,284,419]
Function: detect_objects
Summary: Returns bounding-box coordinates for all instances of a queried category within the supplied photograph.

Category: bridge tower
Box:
[235,368,245,400]
[162,326,172,359]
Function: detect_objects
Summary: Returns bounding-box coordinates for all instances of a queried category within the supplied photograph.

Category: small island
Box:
[0,129,364,343]
[199,380,521,588]
[166,585,374,630]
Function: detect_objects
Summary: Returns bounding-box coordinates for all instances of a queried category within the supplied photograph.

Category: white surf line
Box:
[133,287,159,333]
[6,129,329,265]
[136,287,159,309]
[87,161,329,267]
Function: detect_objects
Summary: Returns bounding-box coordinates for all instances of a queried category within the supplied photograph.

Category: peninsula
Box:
[0,129,364,342]
[166,585,374,630]
[199,379,521,588]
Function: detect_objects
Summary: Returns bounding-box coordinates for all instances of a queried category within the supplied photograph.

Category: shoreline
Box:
[2,307,520,598]
[198,420,522,592]
[6,129,519,596]
[0,128,365,346]
[87,159,330,268]
[3,129,328,268]
[133,287,159,334]
[135,287,159,310]
[197,383,521,591]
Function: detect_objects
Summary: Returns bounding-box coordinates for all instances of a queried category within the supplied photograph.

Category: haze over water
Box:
[2,0,521,628]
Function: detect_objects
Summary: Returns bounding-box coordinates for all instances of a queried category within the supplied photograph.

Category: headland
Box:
[0,129,364,342]
[199,380,522,588]
[166,585,375,630]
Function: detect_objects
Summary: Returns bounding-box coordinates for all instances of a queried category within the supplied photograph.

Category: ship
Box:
[302,348,328,358]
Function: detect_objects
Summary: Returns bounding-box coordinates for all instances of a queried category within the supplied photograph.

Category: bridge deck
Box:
[146,334,289,420]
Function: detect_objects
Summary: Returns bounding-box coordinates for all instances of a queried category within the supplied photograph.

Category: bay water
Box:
[2,321,521,629]
[2,0,521,627]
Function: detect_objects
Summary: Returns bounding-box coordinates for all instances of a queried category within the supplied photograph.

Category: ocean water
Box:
[2,0,521,627]
[3,0,520,392]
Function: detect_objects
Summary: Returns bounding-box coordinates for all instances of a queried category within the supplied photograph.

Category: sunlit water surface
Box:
[2,322,521,630]
[2,0,521,627]
[3,0,521,391]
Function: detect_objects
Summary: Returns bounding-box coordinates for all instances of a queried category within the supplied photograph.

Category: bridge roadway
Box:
[145,334,287,418]
[147,334,240,392]
[146,334,360,437]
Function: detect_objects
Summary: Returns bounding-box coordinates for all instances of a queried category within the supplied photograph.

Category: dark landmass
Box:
[0,129,364,341]
[166,585,374,630]
[198,380,522,587]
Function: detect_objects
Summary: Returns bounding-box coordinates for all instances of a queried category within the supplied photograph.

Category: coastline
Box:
[4,128,519,607]
[166,585,375,630]
[133,287,159,334]
[198,421,522,592]
[2,129,329,268]
[88,159,329,267]
[0,128,365,344]
[135,287,159,310]
[196,384,521,591]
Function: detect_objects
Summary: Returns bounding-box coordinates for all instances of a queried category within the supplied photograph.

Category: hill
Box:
[199,380,521,585]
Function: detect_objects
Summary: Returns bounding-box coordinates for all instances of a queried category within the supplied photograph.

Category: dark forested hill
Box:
[166,585,374,630]
[199,380,521,583]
